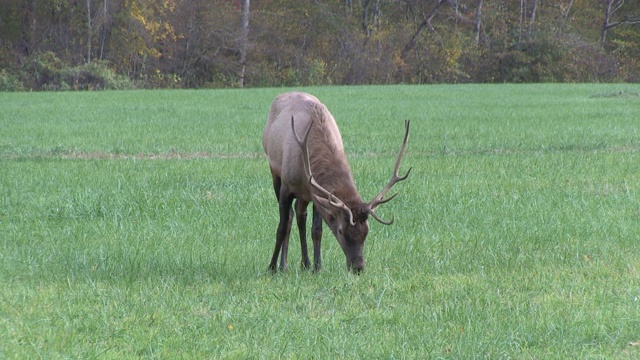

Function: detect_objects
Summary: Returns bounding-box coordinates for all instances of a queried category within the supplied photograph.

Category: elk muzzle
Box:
[347,255,365,273]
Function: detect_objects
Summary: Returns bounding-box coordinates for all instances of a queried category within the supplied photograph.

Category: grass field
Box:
[1,84,640,358]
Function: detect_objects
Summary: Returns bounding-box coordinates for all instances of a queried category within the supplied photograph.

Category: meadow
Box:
[1,84,639,359]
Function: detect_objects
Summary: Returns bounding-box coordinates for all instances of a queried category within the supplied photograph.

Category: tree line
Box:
[1,0,639,91]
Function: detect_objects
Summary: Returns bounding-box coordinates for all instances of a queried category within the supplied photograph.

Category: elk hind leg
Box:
[269,180,294,272]
[278,210,292,271]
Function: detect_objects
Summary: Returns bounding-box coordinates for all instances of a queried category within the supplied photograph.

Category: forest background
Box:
[1,0,639,91]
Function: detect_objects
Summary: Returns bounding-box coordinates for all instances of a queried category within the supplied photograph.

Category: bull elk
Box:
[262,92,410,273]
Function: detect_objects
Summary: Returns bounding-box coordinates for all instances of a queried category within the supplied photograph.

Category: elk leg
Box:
[295,199,311,269]
[270,173,291,272]
[270,173,281,198]
[269,185,294,272]
[279,210,293,271]
[311,204,323,272]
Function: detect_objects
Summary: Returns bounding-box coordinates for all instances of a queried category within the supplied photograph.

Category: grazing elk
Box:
[262,92,410,273]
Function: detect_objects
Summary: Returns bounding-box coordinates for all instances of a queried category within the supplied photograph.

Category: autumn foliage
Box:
[0,0,638,90]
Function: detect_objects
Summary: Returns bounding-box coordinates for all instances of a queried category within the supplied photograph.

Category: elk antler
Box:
[291,116,355,226]
[366,120,412,225]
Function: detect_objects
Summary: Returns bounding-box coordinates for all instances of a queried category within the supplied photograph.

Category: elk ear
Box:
[313,194,335,215]
[313,194,356,226]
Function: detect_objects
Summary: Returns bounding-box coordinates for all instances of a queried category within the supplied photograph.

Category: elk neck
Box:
[307,118,363,207]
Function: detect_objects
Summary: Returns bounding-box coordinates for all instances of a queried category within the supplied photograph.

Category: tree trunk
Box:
[362,0,370,37]
[99,0,109,60]
[557,0,575,35]
[344,0,352,15]
[362,0,380,38]
[601,0,612,45]
[21,0,37,54]
[526,0,538,39]
[519,0,524,42]
[239,0,250,87]
[401,0,446,60]
[87,0,92,63]
[601,0,640,45]
[474,0,483,45]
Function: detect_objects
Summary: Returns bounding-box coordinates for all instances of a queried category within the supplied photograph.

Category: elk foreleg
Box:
[295,199,311,269]
[311,204,323,272]
[269,190,294,272]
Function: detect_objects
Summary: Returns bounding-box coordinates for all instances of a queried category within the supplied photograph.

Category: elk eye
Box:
[338,227,343,236]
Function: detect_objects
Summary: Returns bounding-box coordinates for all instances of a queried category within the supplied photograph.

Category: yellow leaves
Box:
[392,52,407,70]
[443,36,463,68]
[161,0,177,12]
[129,0,178,51]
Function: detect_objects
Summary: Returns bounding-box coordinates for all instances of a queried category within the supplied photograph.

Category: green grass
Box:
[1,84,640,358]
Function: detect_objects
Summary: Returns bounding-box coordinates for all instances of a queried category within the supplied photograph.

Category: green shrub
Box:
[0,69,25,91]
[61,61,133,90]
[27,51,65,90]
[17,51,132,91]
[491,38,565,82]
[477,34,619,83]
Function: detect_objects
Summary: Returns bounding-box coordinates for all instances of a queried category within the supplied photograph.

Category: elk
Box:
[262,92,410,273]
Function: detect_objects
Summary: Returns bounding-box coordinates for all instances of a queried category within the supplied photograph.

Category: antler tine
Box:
[367,120,411,223]
[369,211,394,225]
[291,116,355,226]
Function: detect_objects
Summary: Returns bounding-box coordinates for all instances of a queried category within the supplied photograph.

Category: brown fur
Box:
[263,92,358,202]
[263,92,409,273]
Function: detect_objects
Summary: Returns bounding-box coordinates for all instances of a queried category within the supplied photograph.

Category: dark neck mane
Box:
[307,107,362,205]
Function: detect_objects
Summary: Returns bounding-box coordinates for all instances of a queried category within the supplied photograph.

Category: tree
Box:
[556,0,576,36]
[362,0,382,38]
[400,0,446,61]
[2,0,640,89]
[601,0,640,45]
[474,0,483,45]
[526,0,538,39]
[239,0,250,87]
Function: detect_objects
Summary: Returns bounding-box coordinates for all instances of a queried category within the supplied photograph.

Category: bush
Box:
[476,34,619,83]
[0,69,25,91]
[561,36,617,82]
[491,38,565,82]
[17,51,133,91]
[61,61,133,90]
[27,51,65,90]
